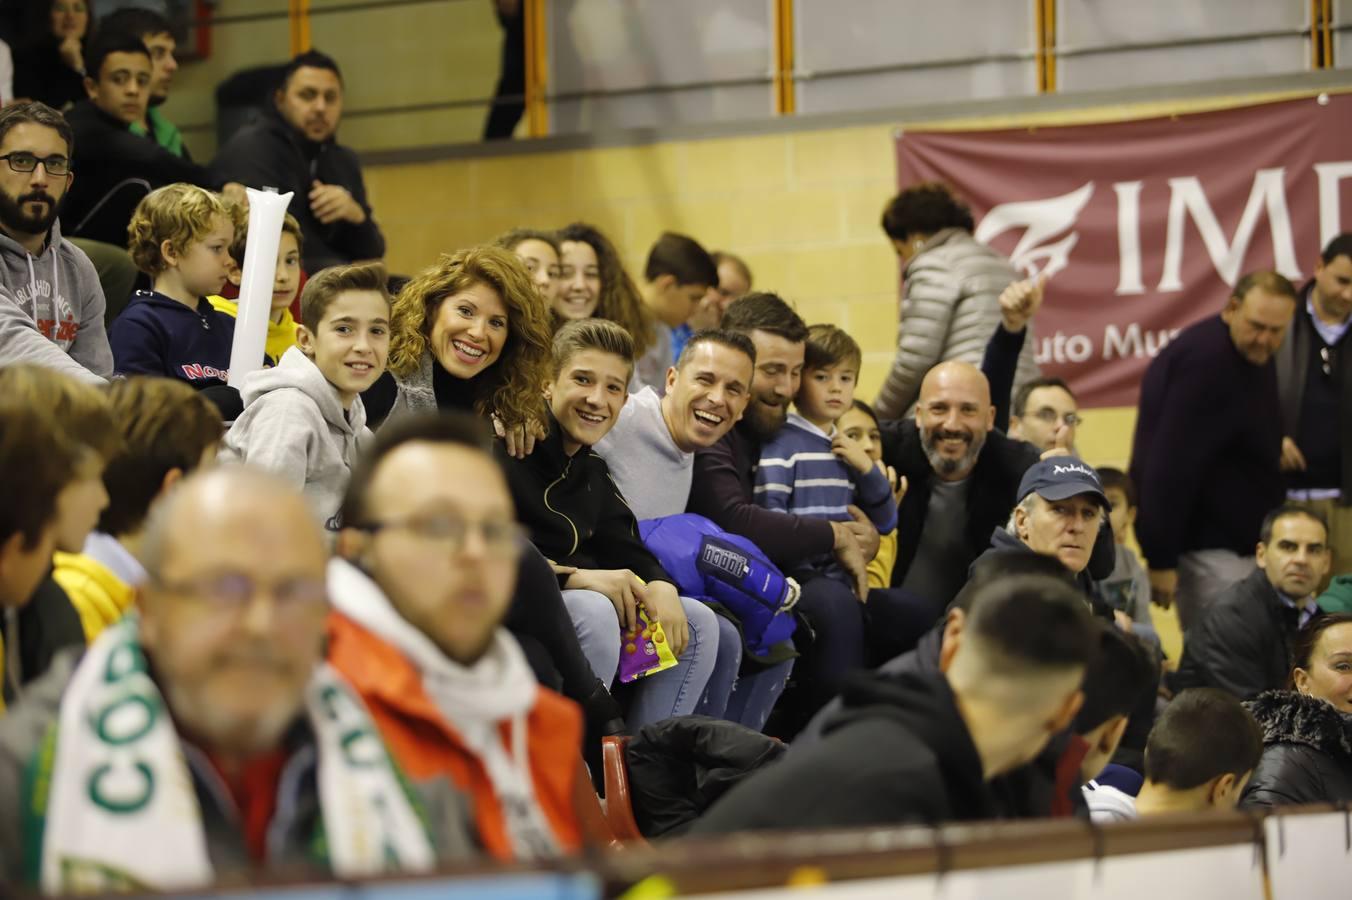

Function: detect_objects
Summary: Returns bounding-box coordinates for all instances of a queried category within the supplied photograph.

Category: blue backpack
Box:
[639,514,798,657]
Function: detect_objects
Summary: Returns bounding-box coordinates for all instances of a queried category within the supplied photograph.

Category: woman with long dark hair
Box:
[14,0,91,110]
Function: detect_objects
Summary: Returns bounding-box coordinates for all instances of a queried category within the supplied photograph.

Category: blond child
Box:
[209,211,304,364]
[110,184,238,388]
[222,263,392,529]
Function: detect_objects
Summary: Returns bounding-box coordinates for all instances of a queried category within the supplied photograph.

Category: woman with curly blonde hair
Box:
[557,223,656,360]
[365,245,553,447]
[362,245,630,760]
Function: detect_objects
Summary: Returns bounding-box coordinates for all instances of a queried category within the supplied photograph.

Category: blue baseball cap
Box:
[1017,457,1108,507]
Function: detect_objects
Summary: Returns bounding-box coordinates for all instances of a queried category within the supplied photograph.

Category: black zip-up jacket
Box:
[691,670,997,833]
[211,109,385,272]
[1171,567,1304,700]
[63,101,220,246]
[496,414,673,586]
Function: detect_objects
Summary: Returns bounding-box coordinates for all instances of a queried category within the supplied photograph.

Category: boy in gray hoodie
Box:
[0,103,112,384]
[222,262,391,530]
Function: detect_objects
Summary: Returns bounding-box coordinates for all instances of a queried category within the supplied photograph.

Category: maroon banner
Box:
[896,94,1352,407]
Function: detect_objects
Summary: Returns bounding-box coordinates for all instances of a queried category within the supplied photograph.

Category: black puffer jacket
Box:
[1240,690,1352,809]
[625,716,786,837]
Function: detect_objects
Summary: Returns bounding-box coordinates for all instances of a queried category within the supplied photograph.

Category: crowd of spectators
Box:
[0,25,1350,895]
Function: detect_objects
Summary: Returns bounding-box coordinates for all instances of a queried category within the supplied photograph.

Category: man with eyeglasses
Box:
[0,101,112,383]
[1010,376,1081,454]
[0,467,465,889]
[1276,233,1352,583]
[1131,271,1298,633]
[327,412,594,861]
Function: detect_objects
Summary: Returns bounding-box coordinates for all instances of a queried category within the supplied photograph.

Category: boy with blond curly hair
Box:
[109,183,238,388]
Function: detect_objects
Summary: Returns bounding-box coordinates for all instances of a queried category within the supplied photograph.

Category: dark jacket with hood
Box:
[1275,280,1352,502]
[1171,567,1303,700]
[1241,690,1352,809]
[974,527,1114,617]
[109,290,238,388]
[690,670,998,833]
[63,100,221,247]
[496,413,673,587]
[625,716,786,838]
[211,108,384,272]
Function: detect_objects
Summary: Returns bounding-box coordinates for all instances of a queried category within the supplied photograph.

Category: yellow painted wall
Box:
[164,0,504,160]
[367,87,1329,469]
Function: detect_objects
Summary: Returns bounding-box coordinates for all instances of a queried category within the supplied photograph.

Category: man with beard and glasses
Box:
[688,293,887,731]
[0,468,470,890]
[1131,271,1297,633]
[0,102,112,383]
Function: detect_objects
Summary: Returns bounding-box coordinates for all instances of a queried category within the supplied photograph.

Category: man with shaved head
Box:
[878,359,1045,611]
[0,468,464,891]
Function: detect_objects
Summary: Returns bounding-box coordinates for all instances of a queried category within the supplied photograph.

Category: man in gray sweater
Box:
[595,328,756,520]
[0,103,111,384]
[594,328,793,731]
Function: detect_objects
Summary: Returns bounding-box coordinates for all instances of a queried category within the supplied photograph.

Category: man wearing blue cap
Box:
[977,456,1111,594]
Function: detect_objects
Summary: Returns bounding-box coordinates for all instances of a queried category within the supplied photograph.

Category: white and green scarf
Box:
[25,617,435,893]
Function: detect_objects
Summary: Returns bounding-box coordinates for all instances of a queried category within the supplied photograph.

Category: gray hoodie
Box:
[0,220,112,383]
[222,347,372,529]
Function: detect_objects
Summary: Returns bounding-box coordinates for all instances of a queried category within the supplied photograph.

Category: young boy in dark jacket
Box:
[497,319,732,728]
[109,184,239,389]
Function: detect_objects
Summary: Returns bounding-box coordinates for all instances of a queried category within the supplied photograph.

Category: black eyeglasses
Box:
[358,513,527,558]
[1321,346,1336,378]
[0,153,71,176]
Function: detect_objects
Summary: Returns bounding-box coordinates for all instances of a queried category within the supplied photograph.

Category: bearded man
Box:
[878,361,1051,609]
[0,102,112,383]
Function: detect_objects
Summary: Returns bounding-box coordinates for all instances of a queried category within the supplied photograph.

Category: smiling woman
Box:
[364,244,553,431]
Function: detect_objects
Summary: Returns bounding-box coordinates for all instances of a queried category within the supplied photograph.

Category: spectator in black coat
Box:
[1131,271,1298,632]
[1241,614,1352,809]
[211,50,384,273]
[1173,505,1331,700]
[61,33,237,246]
[12,0,89,111]
[690,573,1094,833]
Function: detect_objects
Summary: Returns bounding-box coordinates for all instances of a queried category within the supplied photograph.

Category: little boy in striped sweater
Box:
[753,324,897,584]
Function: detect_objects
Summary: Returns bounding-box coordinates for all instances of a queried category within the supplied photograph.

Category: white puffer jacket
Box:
[873,228,1040,420]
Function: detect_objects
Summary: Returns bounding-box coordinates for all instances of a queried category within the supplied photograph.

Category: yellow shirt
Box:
[207,295,299,364]
[867,530,898,590]
[52,552,136,642]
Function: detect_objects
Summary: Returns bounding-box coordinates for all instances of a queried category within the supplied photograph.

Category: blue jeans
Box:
[697,614,793,732]
[561,590,723,727]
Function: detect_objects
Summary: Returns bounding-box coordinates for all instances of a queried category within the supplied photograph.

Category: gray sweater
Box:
[0,221,111,383]
[593,386,692,521]
[874,228,1040,419]
[222,347,372,529]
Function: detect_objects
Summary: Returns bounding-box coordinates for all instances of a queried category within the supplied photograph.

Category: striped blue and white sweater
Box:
[754,412,898,537]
